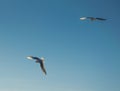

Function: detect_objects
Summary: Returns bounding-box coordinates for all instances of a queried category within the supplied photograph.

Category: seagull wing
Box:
[96,18,106,21]
[40,61,47,75]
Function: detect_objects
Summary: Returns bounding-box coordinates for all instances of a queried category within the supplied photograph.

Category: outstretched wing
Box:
[96,18,106,21]
[40,62,47,75]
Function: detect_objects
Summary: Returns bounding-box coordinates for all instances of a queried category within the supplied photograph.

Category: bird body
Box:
[27,56,47,75]
[80,17,106,21]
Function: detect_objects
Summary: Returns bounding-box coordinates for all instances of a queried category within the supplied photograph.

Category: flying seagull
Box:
[80,17,107,21]
[27,56,47,75]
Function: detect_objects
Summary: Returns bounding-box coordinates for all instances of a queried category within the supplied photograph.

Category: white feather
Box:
[80,17,87,20]
[27,56,33,60]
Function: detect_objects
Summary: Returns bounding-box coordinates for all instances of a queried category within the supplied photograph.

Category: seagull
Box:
[27,56,47,75]
[80,17,107,21]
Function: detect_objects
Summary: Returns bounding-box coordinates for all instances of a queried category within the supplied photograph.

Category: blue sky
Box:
[0,0,120,91]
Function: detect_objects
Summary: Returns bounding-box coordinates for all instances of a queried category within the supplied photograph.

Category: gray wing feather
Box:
[40,62,47,75]
[96,18,107,20]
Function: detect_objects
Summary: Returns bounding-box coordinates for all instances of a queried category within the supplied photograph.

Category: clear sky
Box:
[0,0,120,91]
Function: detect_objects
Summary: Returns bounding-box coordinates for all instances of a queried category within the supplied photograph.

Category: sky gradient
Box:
[0,0,120,91]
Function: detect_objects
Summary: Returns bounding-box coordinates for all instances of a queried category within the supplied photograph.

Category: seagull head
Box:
[80,17,87,20]
[27,56,34,60]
